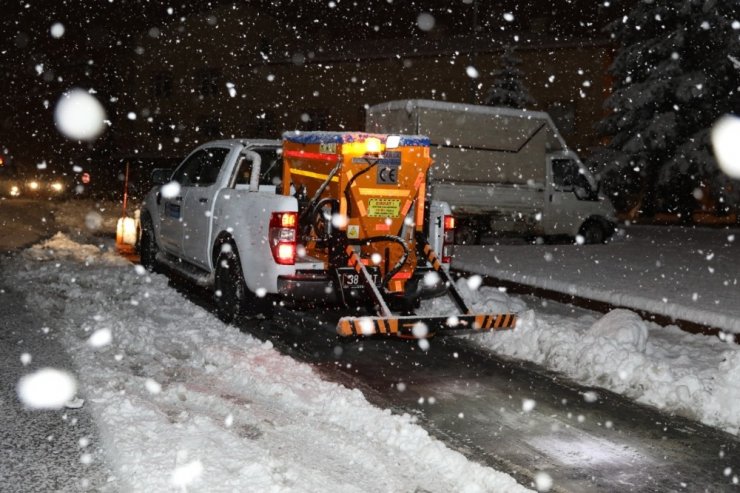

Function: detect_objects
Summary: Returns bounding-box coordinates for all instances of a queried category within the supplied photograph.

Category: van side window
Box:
[551,159,579,191]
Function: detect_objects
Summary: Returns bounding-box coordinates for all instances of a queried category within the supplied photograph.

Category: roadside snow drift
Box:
[453,226,740,333]
[423,281,740,435]
[7,234,528,493]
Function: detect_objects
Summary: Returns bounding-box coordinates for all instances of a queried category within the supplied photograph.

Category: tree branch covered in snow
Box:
[592,0,740,215]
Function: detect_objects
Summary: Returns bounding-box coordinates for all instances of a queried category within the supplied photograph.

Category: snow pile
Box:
[422,277,527,317]
[8,234,528,492]
[589,309,648,353]
[433,281,740,435]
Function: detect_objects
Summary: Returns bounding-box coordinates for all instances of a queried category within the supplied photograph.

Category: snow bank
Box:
[423,282,740,435]
[453,225,740,333]
[589,309,648,353]
[7,234,528,493]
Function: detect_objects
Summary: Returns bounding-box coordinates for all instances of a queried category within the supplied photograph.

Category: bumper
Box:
[277,267,449,306]
[278,271,338,304]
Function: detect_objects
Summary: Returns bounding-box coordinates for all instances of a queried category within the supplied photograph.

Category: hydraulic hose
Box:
[348,235,409,288]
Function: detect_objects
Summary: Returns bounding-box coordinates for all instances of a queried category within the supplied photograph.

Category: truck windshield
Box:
[551,158,580,190]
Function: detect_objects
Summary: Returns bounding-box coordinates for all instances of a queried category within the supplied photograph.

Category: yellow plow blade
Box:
[337,313,517,338]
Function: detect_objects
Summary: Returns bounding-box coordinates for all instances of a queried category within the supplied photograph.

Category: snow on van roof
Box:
[367,99,552,121]
[282,131,429,147]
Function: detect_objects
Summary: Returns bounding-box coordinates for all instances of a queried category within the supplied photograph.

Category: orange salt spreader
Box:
[281,131,516,338]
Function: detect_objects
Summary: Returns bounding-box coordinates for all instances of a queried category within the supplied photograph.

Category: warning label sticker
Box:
[319,143,337,154]
[367,198,401,218]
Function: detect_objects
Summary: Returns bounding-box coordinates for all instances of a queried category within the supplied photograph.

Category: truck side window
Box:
[233,149,282,189]
[551,159,579,191]
[234,157,252,186]
[171,150,207,187]
[195,148,230,186]
[257,149,282,186]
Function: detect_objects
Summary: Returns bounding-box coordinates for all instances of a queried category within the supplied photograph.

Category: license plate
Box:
[340,270,380,288]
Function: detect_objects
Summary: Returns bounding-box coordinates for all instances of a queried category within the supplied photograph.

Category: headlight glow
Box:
[51,182,64,192]
[10,186,20,197]
[28,181,39,190]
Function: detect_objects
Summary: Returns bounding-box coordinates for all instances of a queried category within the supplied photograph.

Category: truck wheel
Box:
[214,249,273,323]
[139,216,159,272]
[579,220,606,244]
[214,250,248,324]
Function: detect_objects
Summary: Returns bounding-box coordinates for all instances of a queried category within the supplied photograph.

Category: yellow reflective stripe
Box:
[356,200,367,216]
[290,168,340,182]
[401,200,412,217]
[337,320,353,336]
[357,188,410,197]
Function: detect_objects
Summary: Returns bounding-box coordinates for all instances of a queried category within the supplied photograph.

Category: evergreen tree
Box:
[484,45,534,109]
[595,0,740,217]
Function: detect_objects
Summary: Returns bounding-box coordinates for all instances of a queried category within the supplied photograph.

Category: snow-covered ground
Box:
[6,199,740,491]
[432,225,740,435]
[453,226,740,332]
[4,232,528,492]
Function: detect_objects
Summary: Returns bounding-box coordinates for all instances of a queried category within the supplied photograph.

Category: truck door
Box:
[181,146,232,268]
[160,149,209,254]
[544,154,591,236]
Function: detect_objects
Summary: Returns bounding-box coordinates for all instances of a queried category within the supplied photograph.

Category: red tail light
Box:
[269,212,298,265]
[442,214,455,264]
[444,215,455,230]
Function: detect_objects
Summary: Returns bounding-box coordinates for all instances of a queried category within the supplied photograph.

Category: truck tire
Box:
[214,249,272,324]
[139,215,159,272]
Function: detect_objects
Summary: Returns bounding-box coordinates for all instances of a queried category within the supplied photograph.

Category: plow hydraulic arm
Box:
[336,233,517,338]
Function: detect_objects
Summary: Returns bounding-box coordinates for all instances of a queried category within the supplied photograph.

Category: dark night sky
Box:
[0,0,622,170]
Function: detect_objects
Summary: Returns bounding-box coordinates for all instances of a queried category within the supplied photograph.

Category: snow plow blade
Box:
[337,313,517,338]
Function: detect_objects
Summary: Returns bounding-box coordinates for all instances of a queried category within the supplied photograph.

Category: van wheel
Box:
[579,220,606,244]
[455,225,480,245]
[214,249,272,323]
[139,216,159,272]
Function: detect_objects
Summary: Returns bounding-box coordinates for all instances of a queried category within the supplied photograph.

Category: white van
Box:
[366,99,617,244]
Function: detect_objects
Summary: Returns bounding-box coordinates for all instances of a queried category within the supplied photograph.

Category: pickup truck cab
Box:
[139,138,452,324]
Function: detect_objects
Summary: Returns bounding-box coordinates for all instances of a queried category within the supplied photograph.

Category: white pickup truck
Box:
[138,138,454,326]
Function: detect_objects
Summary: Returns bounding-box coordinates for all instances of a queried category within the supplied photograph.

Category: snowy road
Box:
[0,199,56,252]
[224,308,740,493]
[4,199,740,491]
[0,283,114,491]
[162,263,740,493]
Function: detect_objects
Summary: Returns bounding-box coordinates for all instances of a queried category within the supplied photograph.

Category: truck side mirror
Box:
[150,168,171,186]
